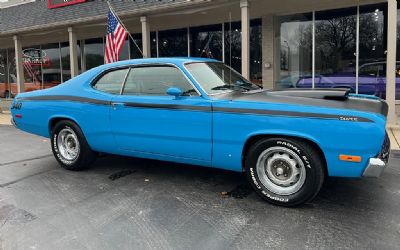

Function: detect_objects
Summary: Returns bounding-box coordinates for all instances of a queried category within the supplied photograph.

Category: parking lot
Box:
[0,124,399,250]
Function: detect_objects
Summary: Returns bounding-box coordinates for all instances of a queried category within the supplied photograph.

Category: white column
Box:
[386,0,397,125]
[68,27,79,78]
[240,0,250,80]
[13,35,25,94]
[141,16,151,58]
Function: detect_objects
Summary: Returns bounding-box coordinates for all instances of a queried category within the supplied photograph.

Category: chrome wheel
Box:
[256,146,306,195]
[57,127,80,161]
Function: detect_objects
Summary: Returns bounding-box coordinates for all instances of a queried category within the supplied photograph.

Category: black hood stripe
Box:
[18,95,373,123]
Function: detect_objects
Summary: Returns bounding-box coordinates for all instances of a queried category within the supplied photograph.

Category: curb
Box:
[388,127,400,151]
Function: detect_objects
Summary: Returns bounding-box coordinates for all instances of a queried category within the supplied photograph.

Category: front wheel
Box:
[51,120,96,171]
[245,137,325,207]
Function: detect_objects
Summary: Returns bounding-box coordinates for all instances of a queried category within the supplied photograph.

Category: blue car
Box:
[10,58,390,206]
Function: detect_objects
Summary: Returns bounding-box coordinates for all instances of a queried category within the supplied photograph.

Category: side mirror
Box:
[166,87,183,98]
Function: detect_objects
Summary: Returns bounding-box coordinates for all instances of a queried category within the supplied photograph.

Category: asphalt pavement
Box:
[0,125,399,250]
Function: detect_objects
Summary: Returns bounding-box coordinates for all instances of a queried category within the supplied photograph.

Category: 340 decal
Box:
[11,102,22,110]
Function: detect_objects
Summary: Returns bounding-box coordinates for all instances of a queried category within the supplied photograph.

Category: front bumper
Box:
[363,158,386,177]
[362,133,390,178]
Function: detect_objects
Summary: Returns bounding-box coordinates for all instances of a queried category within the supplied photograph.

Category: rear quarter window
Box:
[93,68,128,94]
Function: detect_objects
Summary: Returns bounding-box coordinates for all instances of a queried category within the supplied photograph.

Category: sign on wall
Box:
[48,0,86,9]
[22,48,51,67]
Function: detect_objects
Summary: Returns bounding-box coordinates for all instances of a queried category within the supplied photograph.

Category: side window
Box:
[123,66,198,96]
[93,68,128,94]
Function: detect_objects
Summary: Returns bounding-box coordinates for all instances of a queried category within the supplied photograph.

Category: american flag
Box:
[105,10,128,64]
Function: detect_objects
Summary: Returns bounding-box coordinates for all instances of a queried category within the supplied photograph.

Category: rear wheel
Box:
[51,120,96,171]
[245,137,325,206]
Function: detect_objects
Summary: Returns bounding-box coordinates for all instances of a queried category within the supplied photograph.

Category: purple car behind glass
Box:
[296,62,400,99]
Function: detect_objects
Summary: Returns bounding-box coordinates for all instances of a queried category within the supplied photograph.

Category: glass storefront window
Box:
[224,21,241,74]
[277,13,313,89]
[22,46,42,91]
[359,4,387,98]
[130,33,143,59]
[0,49,7,98]
[130,33,155,58]
[85,38,104,70]
[158,28,188,57]
[7,49,16,90]
[119,38,130,61]
[191,24,223,61]
[250,19,262,86]
[314,8,357,91]
[41,43,61,87]
[277,5,395,99]
[60,42,71,82]
[151,32,157,58]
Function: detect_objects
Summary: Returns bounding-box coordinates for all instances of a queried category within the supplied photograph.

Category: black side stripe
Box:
[124,102,211,112]
[19,95,110,105]
[18,95,373,123]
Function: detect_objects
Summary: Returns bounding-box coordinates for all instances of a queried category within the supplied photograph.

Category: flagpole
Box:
[106,1,143,57]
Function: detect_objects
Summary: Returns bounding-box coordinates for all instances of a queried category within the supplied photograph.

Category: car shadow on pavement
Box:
[84,153,395,210]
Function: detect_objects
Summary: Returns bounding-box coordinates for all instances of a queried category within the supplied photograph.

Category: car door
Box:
[88,67,130,153]
[110,64,212,161]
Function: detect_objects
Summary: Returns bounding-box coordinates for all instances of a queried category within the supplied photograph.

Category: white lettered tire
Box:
[51,120,96,171]
[245,137,325,206]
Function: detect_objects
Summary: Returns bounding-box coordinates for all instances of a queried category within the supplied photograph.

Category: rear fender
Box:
[48,115,81,136]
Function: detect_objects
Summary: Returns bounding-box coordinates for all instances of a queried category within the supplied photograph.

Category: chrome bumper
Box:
[362,158,386,177]
[363,133,390,178]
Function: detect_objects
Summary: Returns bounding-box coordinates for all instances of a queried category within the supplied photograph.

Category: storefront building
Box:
[0,0,398,123]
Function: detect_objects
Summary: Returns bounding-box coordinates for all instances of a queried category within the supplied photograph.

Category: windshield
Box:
[185,62,260,95]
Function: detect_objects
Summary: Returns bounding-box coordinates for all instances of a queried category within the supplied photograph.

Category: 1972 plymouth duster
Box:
[10,58,390,206]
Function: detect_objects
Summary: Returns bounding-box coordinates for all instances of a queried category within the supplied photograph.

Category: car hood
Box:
[214,88,388,117]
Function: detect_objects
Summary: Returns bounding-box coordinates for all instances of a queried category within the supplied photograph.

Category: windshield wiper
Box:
[211,83,255,92]
[235,85,252,91]
[211,84,234,91]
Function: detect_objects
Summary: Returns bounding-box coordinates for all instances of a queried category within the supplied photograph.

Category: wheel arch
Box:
[48,115,81,136]
[242,132,328,176]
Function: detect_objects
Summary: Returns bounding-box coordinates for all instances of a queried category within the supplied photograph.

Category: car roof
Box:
[103,57,220,68]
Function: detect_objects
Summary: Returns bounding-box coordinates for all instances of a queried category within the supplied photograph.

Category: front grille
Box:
[379,132,390,163]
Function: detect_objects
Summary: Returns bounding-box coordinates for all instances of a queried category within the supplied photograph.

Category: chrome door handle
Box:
[111,102,126,109]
